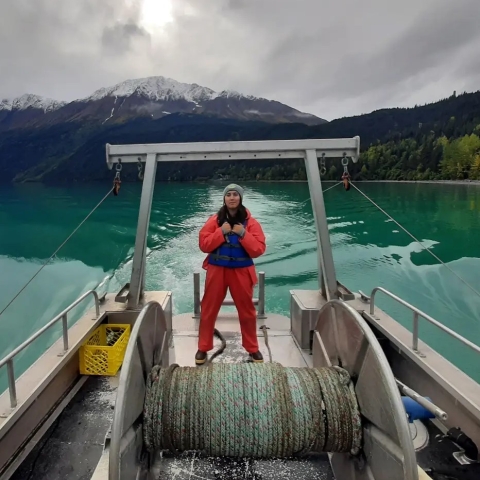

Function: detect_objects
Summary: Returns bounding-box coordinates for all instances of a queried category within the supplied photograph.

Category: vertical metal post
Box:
[62,314,69,351]
[193,272,201,319]
[140,254,147,300]
[304,149,338,300]
[7,359,17,408]
[412,312,419,352]
[128,154,158,309]
[94,293,100,316]
[257,271,266,319]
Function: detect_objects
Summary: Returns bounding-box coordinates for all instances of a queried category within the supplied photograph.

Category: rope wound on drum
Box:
[143,362,362,459]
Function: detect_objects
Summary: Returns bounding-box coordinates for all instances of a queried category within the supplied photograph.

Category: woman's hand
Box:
[221,222,232,234]
[232,224,245,237]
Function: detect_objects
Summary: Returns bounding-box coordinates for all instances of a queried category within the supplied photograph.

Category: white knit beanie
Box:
[223,183,244,199]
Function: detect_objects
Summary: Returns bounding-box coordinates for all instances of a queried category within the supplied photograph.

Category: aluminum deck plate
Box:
[170,312,313,367]
[151,451,334,480]
[9,375,117,480]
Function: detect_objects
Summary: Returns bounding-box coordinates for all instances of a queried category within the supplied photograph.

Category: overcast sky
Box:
[1,0,479,120]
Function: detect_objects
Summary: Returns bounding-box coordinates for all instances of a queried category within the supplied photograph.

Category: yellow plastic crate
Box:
[79,324,131,376]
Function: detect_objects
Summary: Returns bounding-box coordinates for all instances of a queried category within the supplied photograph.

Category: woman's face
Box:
[224,190,241,209]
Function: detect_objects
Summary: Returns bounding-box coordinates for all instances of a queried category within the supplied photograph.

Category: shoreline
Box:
[228,179,480,186]
[9,179,480,187]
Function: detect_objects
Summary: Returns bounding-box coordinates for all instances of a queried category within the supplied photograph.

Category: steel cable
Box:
[0,187,114,319]
[349,181,480,299]
[298,181,342,207]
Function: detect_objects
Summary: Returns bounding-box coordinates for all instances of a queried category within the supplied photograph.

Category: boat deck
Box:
[170,311,313,367]
[153,311,333,479]
[152,451,334,480]
[9,375,117,480]
[7,309,480,480]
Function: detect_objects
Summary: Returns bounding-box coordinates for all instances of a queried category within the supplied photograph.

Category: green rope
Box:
[143,362,362,459]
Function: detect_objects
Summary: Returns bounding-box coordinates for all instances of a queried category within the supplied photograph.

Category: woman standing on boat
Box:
[196,184,267,365]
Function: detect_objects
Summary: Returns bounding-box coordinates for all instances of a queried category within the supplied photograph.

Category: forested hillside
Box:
[254,90,480,182]
[1,90,479,183]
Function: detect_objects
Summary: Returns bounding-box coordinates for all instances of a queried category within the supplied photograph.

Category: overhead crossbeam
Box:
[106,138,360,168]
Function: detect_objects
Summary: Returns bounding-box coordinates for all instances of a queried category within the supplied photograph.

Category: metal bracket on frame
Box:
[115,283,131,303]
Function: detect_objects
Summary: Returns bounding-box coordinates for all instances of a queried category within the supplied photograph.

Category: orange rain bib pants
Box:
[198,210,266,353]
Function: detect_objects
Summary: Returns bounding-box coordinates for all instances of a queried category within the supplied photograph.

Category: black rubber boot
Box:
[195,350,207,365]
[249,351,264,363]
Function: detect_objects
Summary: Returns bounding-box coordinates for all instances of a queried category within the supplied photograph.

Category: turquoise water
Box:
[0,181,479,391]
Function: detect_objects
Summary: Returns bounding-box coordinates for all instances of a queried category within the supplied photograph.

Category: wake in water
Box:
[109,185,327,316]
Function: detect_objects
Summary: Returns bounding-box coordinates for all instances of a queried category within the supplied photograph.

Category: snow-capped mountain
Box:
[0,94,66,113]
[82,77,218,104]
[80,77,266,104]
[0,94,68,130]
[0,76,325,130]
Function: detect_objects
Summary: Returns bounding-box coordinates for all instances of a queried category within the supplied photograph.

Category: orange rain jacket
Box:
[199,208,266,285]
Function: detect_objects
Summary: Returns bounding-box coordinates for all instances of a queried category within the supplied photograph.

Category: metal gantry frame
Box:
[105,138,360,309]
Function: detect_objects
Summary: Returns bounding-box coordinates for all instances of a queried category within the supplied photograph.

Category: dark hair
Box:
[217,203,247,227]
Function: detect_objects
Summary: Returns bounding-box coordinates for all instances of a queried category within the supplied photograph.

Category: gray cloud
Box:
[0,0,479,119]
[101,23,151,55]
[317,1,480,97]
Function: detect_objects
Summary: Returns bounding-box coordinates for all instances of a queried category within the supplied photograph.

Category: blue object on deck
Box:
[402,396,435,423]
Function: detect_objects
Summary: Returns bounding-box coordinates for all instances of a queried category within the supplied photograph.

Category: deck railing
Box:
[0,290,101,409]
[368,286,480,356]
[193,271,266,319]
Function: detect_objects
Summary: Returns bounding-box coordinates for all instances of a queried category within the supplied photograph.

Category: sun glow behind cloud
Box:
[140,0,173,32]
